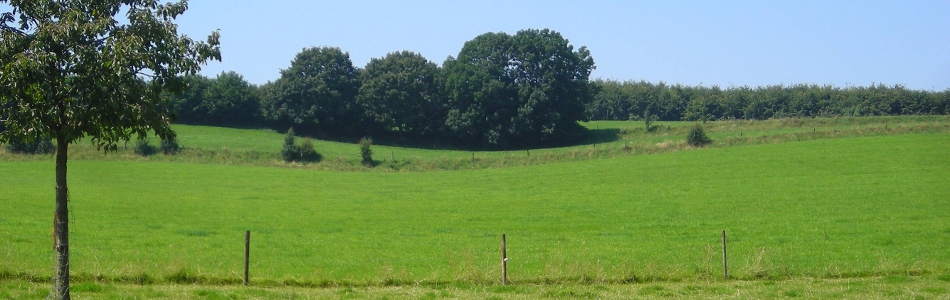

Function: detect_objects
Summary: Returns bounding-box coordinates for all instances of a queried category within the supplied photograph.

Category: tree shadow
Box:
[583,128,621,145]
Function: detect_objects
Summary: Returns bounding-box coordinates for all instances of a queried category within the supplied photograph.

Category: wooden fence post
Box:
[501,234,508,285]
[244,230,250,285]
[722,230,728,279]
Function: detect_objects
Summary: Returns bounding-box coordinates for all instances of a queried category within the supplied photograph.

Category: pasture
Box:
[2,115,948,172]
[2,133,949,281]
[1,118,949,298]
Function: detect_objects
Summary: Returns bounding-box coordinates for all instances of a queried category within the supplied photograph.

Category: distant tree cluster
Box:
[588,80,950,122]
[166,29,950,150]
[168,29,595,149]
[166,71,261,127]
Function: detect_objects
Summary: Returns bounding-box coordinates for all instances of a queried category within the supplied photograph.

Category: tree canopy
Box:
[169,71,260,126]
[357,50,444,139]
[0,1,220,298]
[260,46,361,137]
[444,29,595,148]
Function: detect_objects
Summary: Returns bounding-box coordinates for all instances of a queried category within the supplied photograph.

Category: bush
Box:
[359,137,373,166]
[4,136,55,154]
[281,128,299,162]
[160,136,181,154]
[298,138,322,162]
[281,128,321,162]
[134,138,157,156]
[686,124,712,147]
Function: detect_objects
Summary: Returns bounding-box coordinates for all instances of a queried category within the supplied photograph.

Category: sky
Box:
[158,1,948,91]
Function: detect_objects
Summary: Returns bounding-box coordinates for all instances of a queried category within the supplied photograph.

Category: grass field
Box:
[1,117,949,298]
[2,115,948,172]
[2,132,948,286]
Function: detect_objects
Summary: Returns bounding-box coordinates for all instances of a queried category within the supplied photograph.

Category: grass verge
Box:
[2,275,950,299]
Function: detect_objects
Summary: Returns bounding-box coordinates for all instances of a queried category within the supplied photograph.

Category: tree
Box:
[261,47,360,138]
[201,71,260,126]
[167,74,212,122]
[168,72,260,126]
[0,1,220,299]
[281,128,299,162]
[357,51,444,139]
[444,29,595,148]
[359,136,373,166]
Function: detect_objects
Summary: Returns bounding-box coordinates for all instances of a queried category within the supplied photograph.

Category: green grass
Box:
[1,133,948,287]
[3,275,950,299]
[3,115,947,172]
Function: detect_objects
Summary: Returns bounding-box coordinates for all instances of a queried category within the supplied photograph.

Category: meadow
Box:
[1,117,949,299]
[2,115,948,172]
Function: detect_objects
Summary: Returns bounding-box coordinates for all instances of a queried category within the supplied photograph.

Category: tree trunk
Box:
[53,136,70,300]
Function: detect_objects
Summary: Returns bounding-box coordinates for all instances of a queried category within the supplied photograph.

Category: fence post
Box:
[501,234,508,285]
[722,230,728,279]
[244,230,250,285]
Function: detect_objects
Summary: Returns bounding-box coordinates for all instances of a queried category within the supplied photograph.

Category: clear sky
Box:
[172,1,948,91]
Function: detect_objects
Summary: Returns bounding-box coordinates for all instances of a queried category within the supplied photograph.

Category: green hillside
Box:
[2,133,948,286]
[3,116,947,172]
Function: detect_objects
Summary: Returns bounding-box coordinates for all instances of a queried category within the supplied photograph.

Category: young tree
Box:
[0,1,220,299]
[281,127,299,162]
[359,136,373,166]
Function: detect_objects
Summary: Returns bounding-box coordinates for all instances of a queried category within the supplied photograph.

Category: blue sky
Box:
[175,1,946,90]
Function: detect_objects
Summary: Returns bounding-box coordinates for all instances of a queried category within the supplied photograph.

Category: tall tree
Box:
[169,72,260,126]
[201,71,260,126]
[260,46,360,137]
[357,51,444,139]
[168,74,214,123]
[444,29,595,148]
[0,1,220,299]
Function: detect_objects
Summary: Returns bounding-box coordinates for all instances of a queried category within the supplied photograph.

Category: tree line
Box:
[169,28,595,149]
[167,30,949,150]
[588,80,950,122]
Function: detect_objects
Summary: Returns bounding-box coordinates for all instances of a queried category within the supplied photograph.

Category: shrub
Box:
[134,138,157,156]
[298,138,322,162]
[281,128,299,162]
[160,136,181,154]
[644,108,657,132]
[4,136,55,154]
[280,128,322,162]
[359,137,373,166]
[686,124,712,147]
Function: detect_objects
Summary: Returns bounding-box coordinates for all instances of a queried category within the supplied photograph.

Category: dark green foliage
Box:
[298,138,321,162]
[589,80,950,122]
[357,51,445,139]
[686,124,712,147]
[280,128,321,162]
[4,136,55,154]
[443,29,595,148]
[261,47,361,137]
[169,72,261,126]
[359,137,373,166]
[134,139,158,156]
[160,136,181,155]
[281,128,299,162]
[0,1,220,298]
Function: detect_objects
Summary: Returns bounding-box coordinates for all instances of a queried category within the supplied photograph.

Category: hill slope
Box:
[1,133,948,285]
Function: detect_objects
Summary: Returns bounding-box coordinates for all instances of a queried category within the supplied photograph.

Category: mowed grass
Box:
[1,133,948,287]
